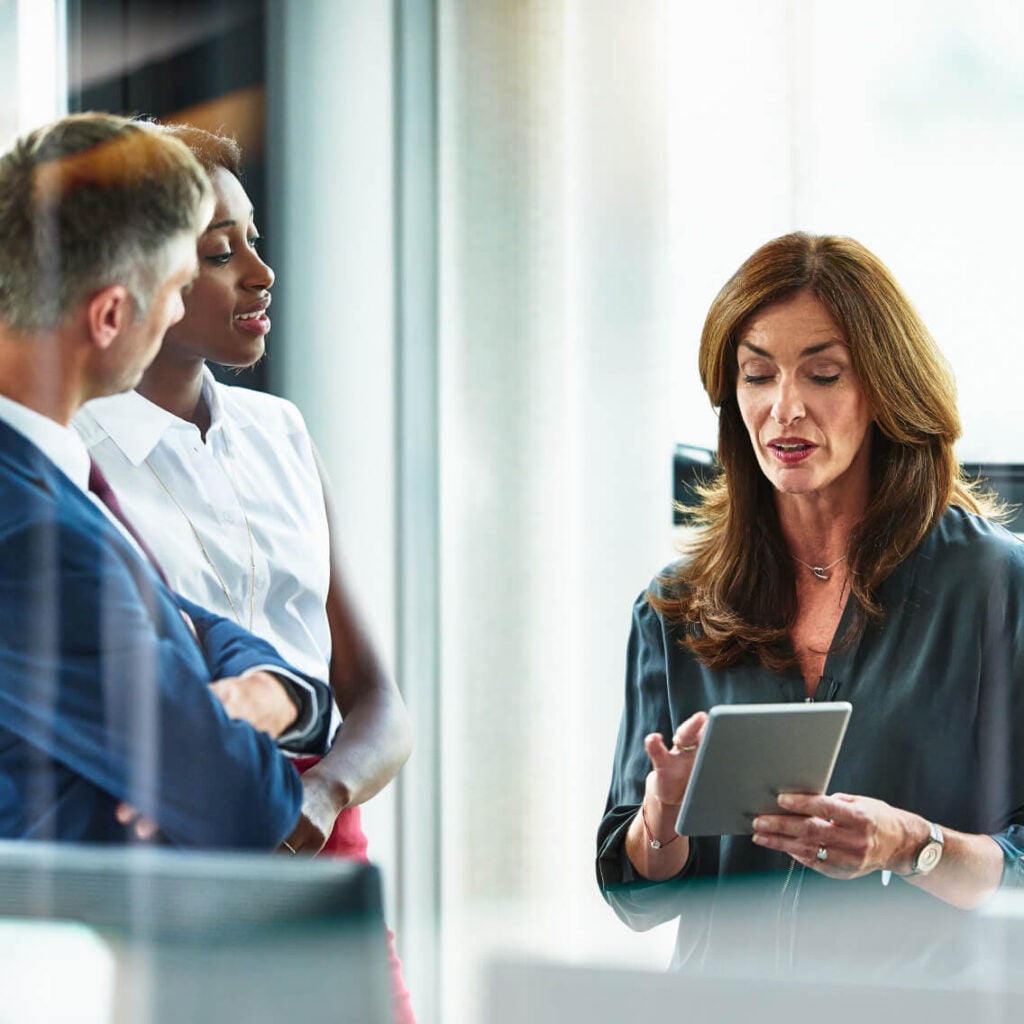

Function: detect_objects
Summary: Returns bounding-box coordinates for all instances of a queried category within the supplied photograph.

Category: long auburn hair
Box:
[652,232,998,671]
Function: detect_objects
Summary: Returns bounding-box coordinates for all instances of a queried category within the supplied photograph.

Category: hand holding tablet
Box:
[675,701,852,837]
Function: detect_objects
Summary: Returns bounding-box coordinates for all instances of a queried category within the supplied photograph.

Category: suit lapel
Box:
[0,418,173,597]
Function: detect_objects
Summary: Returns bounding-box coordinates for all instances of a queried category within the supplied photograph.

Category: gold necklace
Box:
[793,554,847,582]
[145,430,256,631]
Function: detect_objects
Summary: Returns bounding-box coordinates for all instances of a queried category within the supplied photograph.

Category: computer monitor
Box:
[672,444,717,526]
[0,841,392,1024]
[673,449,1024,534]
[961,462,1024,532]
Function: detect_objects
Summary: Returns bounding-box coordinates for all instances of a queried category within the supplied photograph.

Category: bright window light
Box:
[0,919,115,1024]
[17,0,66,131]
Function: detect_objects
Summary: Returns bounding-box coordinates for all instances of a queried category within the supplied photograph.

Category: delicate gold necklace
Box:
[145,429,256,631]
[793,554,847,582]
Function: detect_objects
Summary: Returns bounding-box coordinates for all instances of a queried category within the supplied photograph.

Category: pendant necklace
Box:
[793,554,847,582]
[145,429,256,630]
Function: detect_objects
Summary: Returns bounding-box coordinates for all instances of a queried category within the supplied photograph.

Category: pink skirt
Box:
[293,756,416,1024]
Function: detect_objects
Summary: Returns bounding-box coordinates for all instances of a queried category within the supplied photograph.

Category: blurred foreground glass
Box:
[0,842,391,1024]
[482,876,1024,1024]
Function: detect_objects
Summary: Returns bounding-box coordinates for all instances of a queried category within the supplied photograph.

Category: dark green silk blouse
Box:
[598,507,1024,973]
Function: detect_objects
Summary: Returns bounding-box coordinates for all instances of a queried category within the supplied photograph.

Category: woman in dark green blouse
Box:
[598,233,1024,971]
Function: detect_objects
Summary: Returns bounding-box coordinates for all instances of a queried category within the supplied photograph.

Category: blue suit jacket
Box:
[0,419,311,849]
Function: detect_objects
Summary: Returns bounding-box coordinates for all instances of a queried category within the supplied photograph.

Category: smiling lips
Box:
[767,437,817,464]
[233,299,271,336]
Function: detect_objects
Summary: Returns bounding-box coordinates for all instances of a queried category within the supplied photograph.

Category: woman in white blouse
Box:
[73,124,415,1021]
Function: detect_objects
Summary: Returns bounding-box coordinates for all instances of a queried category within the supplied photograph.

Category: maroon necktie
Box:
[88,458,171,587]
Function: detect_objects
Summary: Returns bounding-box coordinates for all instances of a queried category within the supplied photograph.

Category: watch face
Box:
[917,842,942,873]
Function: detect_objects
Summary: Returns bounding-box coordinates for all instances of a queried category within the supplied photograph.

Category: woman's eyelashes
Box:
[201,234,261,267]
[740,369,843,386]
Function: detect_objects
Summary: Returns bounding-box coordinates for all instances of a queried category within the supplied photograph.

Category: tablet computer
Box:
[675,701,852,837]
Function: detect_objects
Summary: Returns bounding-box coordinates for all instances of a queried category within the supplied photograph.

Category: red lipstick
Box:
[766,436,817,464]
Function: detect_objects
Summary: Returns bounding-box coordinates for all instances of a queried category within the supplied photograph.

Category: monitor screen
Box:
[961,463,1024,533]
[672,444,717,526]
[674,448,1024,535]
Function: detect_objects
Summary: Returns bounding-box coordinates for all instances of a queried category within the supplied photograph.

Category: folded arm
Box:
[180,595,333,754]
[0,518,303,849]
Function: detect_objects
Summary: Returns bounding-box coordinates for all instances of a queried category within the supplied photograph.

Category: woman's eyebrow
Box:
[738,340,843,358]
[204,218,235,233]
[799,340,843,357]
[203,208,255,235]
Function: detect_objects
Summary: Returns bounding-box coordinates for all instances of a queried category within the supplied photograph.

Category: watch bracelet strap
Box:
[899,820,944,877]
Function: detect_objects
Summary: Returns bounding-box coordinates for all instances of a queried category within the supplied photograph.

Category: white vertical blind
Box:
[438,3,679,1020]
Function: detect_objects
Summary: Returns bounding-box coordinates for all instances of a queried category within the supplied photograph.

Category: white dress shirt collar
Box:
[81,368,225,466]
[0,392,91,489]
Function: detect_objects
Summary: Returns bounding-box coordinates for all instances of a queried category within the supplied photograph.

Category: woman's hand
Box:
[643,711,709,807]
[751,791,928,878]
[625,711,708,881]
[753,792,1007,909]
[280,770,351,856]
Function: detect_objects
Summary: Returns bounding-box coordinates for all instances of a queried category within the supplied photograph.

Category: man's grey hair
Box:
[0,112,211,332]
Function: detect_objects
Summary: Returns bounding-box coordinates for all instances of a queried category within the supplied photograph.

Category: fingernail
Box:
[751,817,763,830]
[778,794,795,809]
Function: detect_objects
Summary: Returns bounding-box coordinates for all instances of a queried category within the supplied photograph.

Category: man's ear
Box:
[85,285,133,350]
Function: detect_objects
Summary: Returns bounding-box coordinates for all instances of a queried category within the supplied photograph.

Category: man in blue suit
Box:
[0,113,331,848]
